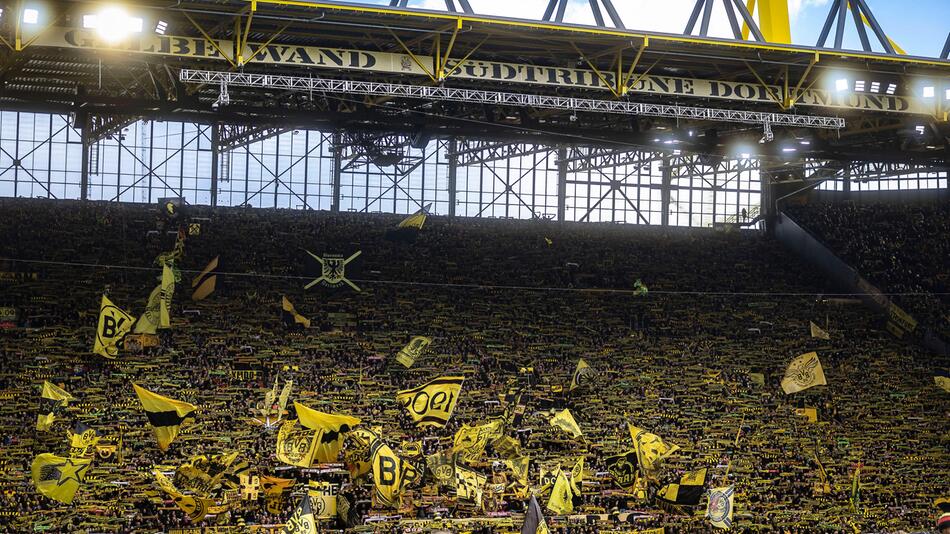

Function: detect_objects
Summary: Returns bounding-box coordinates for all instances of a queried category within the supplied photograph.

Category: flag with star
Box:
[31,453,91,504]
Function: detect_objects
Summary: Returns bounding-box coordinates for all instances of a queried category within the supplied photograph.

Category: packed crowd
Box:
[0,199,947,533]
[787,201,950,341]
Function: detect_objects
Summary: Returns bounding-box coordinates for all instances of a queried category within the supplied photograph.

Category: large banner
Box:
[32,28,934,115]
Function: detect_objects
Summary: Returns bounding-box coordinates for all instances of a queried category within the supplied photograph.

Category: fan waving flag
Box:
[133,384,196,451]
[94,295,135,358]
[281,296,311,329]
[31,453,91,504]
[395,375,464,427]
[569,358,593,391]
[657,467,708,506]
[282,493,318,533]
[191,256,219,301]
[706,485,735,529]
[397,203,430,230]
[781,352,828,394]
[294,402,361,463]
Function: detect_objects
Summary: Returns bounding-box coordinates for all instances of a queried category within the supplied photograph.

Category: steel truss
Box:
[849,161,950,182]
[179,70,845,130]
[449,141,555,167]
[561,147,664,173]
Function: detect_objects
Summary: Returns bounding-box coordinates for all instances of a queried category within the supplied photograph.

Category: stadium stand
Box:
[0,198,947,533]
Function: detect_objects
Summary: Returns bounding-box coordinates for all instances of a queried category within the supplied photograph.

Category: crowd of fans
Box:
[787,201,950,341]
[0,198,946,533]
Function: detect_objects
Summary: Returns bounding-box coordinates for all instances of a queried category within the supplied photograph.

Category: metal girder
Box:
[849,161,950,182]
[338,131,420,170]
[180,69,846,130]
[87,115,139,143]
[560,147,664,173]
[542,0,624,29]
[685,0,765,42]
[942,32,950,60]
[389,0,474,13]
[816,0,897,54]
[216,124,291,152]
[449,141,554,166]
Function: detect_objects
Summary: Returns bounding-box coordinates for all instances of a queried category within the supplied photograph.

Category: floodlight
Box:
[885,83,897,95]
[83,6,143,42]
[23,8,39,24]
[155,20,168,35]
[870,81,880,93]
[922,85,935,98]
[854,80,865,92]
[835,78,849,92]
[945,89,950,100]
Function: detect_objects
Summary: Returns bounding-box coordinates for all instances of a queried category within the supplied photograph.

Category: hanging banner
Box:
[31,28,934,115]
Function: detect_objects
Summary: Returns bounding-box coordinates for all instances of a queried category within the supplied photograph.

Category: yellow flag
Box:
[706,486,734,529]
[94,294,135,358]
[191,256,219,301]
[397,207,428,229]
[781,352,828,394]
[31,453,91,504]
[41,381,73,404]
[395,335,432,368]
[549,409,583,438]
[294,402,361,463]
[809,321,830,340]
[570,456,585,494]
[152,468,214,521]
[281,296,311,328]
[284,493,318,533]
[629,424,679,473]
[657,468,707,506]
[308,480,337,519]
[133,383,196,451]
[546,470,575,515]
[160,262,174,327]
[260,476,295,515]
[506,455,530,484]
[935,370,950,393]
[455,466,486,508]
[395,375,464,427]
[795,407,818,423]
[569,358,593,390]
[453,419,504,463]
[369,432,406,508]
[276,419,320,468]
[36,413,56,432]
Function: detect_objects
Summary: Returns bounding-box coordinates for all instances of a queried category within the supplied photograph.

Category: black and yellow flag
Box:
[455,466,487,508]
[261,476,295,515]
[153,469,214,522]
[604,451,639,491]
[368,432,408,508]
[781,352,828,394]
[426,449,457,486]
[31,453,91,504]
[397,204,430,230]
[191,256,219,301]
[308,480,337,519]
[37,381,73,431]
[850,465,862,512]
[549,409,582,438]
[657,467,707,506]
[175,451,239,496]
[395,375,464,427]
[629,424,679,474]
[522,494,550,534]
[569,456,585,494]
[134,264,174,334]
[569,358,594,391]
[294,402,361,463]
[453,419,504,464]
[68,422,99,458]
[506,455,530,485]
[94,294,135,358]
[395,335,432,368]
[276,419,320,468]
[133,383,196,451]
[283,493,318,533]
[546,469,575,515]
[810,321,831,340]
[281,296,311,329]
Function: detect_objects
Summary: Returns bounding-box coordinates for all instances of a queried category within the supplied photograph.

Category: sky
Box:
[357,0,950,58]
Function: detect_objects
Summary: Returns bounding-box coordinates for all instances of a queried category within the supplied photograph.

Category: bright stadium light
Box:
[854,80,866,92]
[922,85,935,98]
[885,83,897,95]
[945,88,950,100]
[83,6,143,42]
[835,78,849,92]
[155,20,168,35]
[23,8,39,24]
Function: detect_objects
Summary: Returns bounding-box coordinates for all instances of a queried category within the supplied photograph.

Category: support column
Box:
[447,137,458,217]
[660,154,672,226]
[556,145,567,222]
[331,131,342,212]
[210,123,220,207]
[80,117,90,201]
[842,161,851,200]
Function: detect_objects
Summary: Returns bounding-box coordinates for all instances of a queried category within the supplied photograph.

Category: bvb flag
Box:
[629,424,679,474]
[706,486,735,529]
[276,419,320,468]
[294,402,361,463]
[281,296,311,328]
[133,384,196,451]
[850,465,861,512]
[546,469,575,515]
[781,352,828,394]
[94,295,135,358]
[368,432,407,508]
[810,321,831,340]
[522,494,550,534]
[37,381,74,431]
[657,468,707,506]
[604,451,639,491]
[549,409,583,438]
[455,466,487,507]
[395,375,464,427]
[569,359,594,391]
[308,480,337,519]
[191,256,219,301]
[283,493,318,533]
[31,453,91,504]
[395,336,432,368]
[160,262,174,327]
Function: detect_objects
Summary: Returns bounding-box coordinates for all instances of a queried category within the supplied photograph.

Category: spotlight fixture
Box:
[835,78,849,92]
[914,125,926,135]
[870,81,880,93]
[854,80,866,92]
[922,86,935,98]
[23,8,39,24]
[155,20,168,35]
[885,83,897,95]
[83,6,143,42]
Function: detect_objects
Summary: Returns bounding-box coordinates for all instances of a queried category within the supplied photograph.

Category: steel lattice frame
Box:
[180,70,846,130]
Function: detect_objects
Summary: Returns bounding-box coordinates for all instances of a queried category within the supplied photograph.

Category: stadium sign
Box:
[36,28,934,116]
